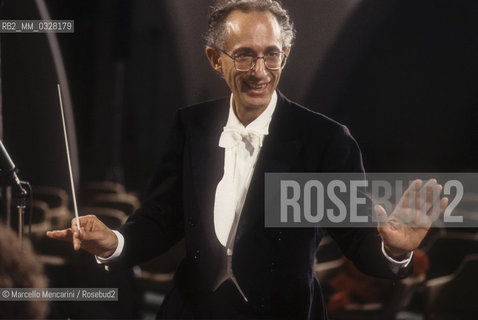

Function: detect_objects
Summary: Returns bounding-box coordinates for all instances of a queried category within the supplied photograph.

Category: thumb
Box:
[374,204,388,228]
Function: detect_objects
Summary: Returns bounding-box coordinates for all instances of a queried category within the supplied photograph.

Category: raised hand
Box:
[375,179,449,259]
[46,215,118,258]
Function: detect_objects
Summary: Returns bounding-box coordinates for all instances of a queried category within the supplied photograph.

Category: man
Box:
[47,0,448,318]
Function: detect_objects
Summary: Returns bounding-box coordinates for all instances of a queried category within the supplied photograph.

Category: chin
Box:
[243,95,272,109]
[244,101,268,110]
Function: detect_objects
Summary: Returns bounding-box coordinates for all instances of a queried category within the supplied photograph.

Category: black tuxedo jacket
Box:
[114,92,411,319]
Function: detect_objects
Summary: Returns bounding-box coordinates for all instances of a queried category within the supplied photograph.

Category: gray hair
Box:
[205,0,296,49]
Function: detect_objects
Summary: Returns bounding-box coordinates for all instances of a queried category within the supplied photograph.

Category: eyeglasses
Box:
[218,49,287,72]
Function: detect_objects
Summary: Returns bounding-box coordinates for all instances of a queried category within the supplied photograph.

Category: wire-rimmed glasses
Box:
[218,49,287,72]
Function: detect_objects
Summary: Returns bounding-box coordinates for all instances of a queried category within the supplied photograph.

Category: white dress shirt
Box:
[213,91,277,246]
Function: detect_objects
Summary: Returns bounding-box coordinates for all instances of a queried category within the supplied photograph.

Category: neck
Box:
[234,103,269,127]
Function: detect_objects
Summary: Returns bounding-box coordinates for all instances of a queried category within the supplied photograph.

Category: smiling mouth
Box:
[245,82,269,91]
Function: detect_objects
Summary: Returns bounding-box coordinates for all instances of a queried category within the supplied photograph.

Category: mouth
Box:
[244,82,269,95]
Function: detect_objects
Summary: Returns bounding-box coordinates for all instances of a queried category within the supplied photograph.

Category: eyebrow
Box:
[232,46,281,54]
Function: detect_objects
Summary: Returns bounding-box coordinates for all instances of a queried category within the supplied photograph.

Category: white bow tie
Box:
[219,126,268,151]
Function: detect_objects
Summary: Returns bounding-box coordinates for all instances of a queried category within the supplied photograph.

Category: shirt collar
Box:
[226,91,278,135]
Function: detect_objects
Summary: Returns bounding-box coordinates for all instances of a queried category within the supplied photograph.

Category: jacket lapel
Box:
[235,92,304,243]
[189,99,229,232]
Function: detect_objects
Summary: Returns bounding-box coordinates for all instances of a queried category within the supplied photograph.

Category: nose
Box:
[251,57,268,78]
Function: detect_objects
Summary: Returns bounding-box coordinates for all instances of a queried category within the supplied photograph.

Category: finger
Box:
[425,184,443,215]
[78,228,105,241]
[374,204,388,228]
[73,230,82,251]
[46,229,72,241]
[400,179,431,224]
[412,180,438,226]
[440,197,449,212]
[72,215,98,233]
[71,217,80,233]
[85,215,100,232]
[414,206,433,229]
[400,179,422,209]
[419,194,449,228]
[416,179,437,211]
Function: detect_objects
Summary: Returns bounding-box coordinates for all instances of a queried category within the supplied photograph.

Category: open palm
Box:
[375,179,449,258]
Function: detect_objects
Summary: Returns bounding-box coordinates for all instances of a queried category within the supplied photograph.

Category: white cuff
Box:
[381,241,413,274]
[95,230,125,265]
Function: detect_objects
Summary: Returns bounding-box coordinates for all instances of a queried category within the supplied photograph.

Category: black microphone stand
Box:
[0,168,28,247]
[1,172,12,226]
[15,177,28,247]
[0,0,30,247]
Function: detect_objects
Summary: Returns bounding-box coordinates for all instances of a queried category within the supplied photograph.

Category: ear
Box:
[206,46,222,72]
[282,47,291,68]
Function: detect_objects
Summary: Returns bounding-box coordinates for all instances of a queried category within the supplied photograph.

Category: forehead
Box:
[223,10,282,51]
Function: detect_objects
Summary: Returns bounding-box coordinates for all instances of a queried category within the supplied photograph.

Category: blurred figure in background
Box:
[0,223,49,319]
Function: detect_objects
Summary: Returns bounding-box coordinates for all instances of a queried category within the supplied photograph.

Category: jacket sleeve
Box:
[324,125,412,279]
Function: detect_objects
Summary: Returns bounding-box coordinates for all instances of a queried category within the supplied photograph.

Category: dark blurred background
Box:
[0,0,477,319]
[2,0,476,195]
[0,0,478,195]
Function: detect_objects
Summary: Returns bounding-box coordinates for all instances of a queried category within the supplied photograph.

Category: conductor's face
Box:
[207,10,289,118]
